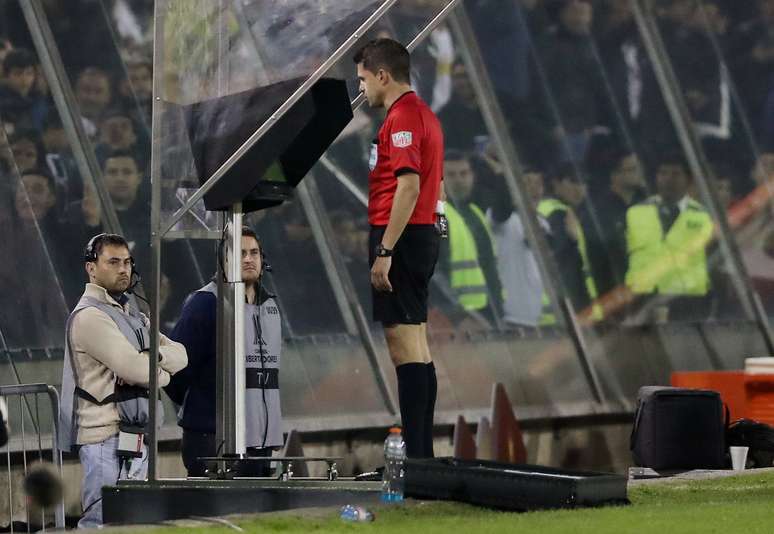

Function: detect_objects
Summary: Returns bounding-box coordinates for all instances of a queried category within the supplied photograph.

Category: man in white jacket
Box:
[59,233,187,528]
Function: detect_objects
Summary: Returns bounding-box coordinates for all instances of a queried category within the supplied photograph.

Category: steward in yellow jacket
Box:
[440,151,503,326]
[625,195,712,296]
[624,154,714,321]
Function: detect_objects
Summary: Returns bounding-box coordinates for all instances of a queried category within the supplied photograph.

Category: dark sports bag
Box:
[727,418,774,451]
[726,418,774,468]
[631,386,725,470]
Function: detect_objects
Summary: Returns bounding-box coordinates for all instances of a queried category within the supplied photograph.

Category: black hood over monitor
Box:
[183,76,353,213]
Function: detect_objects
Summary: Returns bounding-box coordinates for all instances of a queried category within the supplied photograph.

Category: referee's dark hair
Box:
[353,38,410,84]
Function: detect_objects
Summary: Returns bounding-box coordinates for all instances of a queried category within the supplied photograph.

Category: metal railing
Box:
[0,383,65,531]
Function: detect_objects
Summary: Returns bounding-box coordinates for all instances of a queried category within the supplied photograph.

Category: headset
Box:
[84,233,141,293]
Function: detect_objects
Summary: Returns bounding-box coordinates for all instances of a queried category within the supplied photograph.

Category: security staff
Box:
[355,38,443,458]
[625,154,713,321]
[59,233,187,528]
[440,150,503,324]
[584,150,646,297]
[538,165,593,311]
[166,226,283,477]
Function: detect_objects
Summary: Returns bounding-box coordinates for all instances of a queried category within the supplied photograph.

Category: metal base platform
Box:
[102,479,381,525]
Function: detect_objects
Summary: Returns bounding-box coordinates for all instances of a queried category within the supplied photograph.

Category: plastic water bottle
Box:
[339,504,374,522]
[381,426,406,503]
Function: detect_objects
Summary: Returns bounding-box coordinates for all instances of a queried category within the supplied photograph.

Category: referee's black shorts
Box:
[369,224,440,325]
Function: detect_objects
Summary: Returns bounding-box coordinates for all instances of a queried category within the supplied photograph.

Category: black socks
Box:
[425,361,437,458]
[396,362,428,458]
[396,361,438,458]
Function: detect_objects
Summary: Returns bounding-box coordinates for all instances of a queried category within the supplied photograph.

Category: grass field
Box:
[112,470,774,534]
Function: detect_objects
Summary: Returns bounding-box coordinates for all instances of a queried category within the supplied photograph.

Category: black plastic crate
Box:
[405,457,628,511]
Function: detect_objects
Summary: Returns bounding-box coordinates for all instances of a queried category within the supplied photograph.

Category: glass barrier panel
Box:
[281,335,387,418]
[313,0,553,333]
[0,111,70,350]
[244,200,350,336]
[649,0,774,322]
[307,0,600,411]
[520,0,749,327]
[155,0,390,227]
[477,0,769,403]
[1,2,178,316]
[26,0,217,314]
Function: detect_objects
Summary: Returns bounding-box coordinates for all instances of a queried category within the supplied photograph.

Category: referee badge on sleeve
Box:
[369,141,378,171]
[391,131,413,148]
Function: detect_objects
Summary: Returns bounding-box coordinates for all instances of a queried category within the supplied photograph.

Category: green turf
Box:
[123,471,774,534]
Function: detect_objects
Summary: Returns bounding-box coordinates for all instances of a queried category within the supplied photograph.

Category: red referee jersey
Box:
[368,91,444,226]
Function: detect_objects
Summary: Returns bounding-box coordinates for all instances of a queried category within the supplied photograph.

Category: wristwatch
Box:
[375,243,393,257]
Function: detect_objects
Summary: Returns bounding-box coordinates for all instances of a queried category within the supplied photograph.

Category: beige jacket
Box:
[70,283,187,445]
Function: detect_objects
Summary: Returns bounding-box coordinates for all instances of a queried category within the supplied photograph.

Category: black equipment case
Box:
[631,386,725,470]
[404,458,628,511]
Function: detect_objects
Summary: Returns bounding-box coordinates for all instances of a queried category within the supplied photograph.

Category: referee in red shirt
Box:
[354,38,444,458]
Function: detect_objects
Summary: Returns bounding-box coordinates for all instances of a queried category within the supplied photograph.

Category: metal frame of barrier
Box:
[0,383,65,531]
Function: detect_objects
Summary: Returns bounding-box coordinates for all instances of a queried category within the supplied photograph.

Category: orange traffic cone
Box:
[490,383,527,464]
[452,415,476,459]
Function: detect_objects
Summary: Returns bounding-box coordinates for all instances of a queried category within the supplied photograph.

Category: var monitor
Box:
[183,76,353,213]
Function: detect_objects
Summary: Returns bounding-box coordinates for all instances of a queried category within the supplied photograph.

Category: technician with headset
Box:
[59,233,188,528]
[165,226,283,477]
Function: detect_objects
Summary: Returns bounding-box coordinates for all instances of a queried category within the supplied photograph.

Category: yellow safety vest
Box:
[625,197,713,295]
[446,203,490,311]
[539,292,556,325]
[537,198,602,320]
